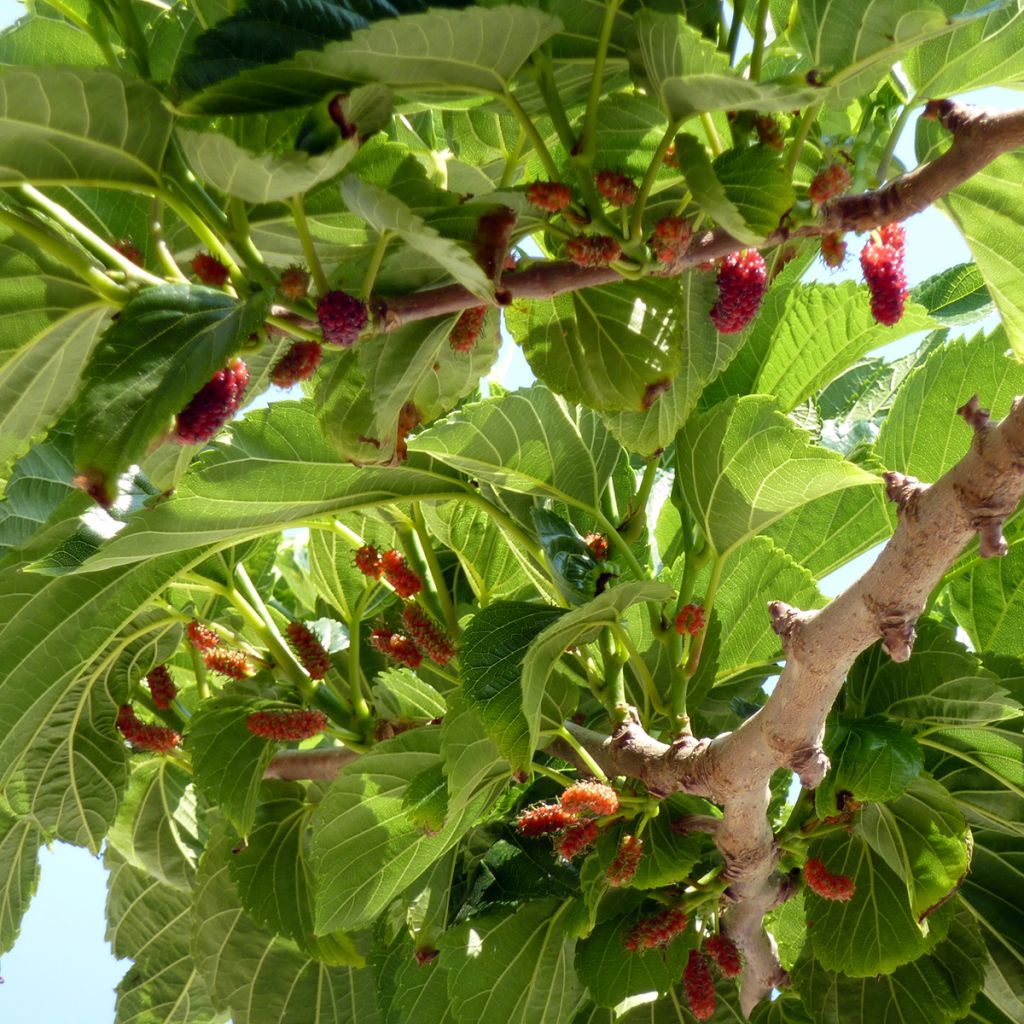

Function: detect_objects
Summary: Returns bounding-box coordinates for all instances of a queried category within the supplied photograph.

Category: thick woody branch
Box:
[376,102,1024,329]
[263,748,360,780]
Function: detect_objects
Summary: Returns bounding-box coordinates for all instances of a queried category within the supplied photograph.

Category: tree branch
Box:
[263,748,360,780]
[376,101,1024,329]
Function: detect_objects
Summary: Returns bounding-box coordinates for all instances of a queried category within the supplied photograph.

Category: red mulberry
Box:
[203,649,253,680]
[585,533,609,562]
[381,550,423,599]
[370,627,423,669]
[246,708,328,741]
[175,359,249,444]
[517,804,576,837]
[753,115,784,150]
[704,934,742,977]
[559,780,619,817]
[821,231,847,269]
[804,857,856,901]
[809,163,852,204]
[651,216,692,265]
[402,606,456,665]
[191,252,230,287]
[624,907,688,952]
[354,544,383,579]
[595,170,638,208]
[286,621,331,680]
[556,820,600,861]
[116,705,181,753]
[145,665,177,710]
[675,604,705,637]
[526,181,572,213]
[710,250,766,333]
[565,235,621,268]
[271,341,322,388]
[684,950,717,1020]
[317,289,368,347]
[860,226,908,326]
[187,620,220,652]
[450,307,487,353]
[607,835,644,886]
[113,239,143,265]
[277,265,311,300]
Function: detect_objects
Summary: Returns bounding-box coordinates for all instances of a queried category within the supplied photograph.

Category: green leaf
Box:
[312,727,488,932]
[794,906,986,1024]
[0,809,41,957]
[508,277,689,414]
[601,272,747,456]
[950,540,1024,656]
[411,385,623,513]
[440,900,584,1024]
[888,677,1023,728]
[676,395,878,556]
[230,781,362,965]
[903,0,1024,98]
[193,824,379,1024]
[635,11,821,119]
[340,177,492,298]
[72,285,272,507]
[604,798,709,890]
[372,668,448,722]
[910,262,994,326]
[814,716,924,817]
[921,724,1024,798]
[439,694,510,811]
[754,284,934,411]
[461,601,566,771]
[852,777,969,920]
[675,134,795,245]
[107,758,202,891]
[805,829,952,976]
[0,67,172,185]
[185,694,276,837]
[0,9,106,66]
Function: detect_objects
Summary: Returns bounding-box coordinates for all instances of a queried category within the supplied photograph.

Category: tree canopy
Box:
[1,1,1024,1023]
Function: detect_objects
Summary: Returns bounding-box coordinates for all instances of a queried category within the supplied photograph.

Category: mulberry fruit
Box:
[704,934,742,977]
[556,820,600,861]
[675,604,705,637]
[710,250,766,333]
[186,620,220,652]
[860,224,907,326]
[809,162,852,204]
[354,544,384,579]
[246,708,328,741]
[450,307,487,353]
[317,290,368,347]
[517,803,576,837]
[753,115,784,151]
[606,834,644,886]
[651,216,692,265]
[565,235,621,268]
[585,533,609,562]
[624,907,688,952]
[559,780,619,817]
[203,649,253,680]
[370,627,423,669]
[145,665,177,710]
[271,341,322,388]
[402,606,456,665]
[381,550,423,599]
[191,252,230,287]
[175,359,249,444]
[113,239,142,265]
[116,704,181,753]
[804,857,856,901]
[595,170,638,208]
[277,265,311,300]
[684,950,717,1020]
[526,181,572,213]
[286,621,331,680]
[821,231,847,269]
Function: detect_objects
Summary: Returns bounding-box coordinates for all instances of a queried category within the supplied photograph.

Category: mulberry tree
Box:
[2,2,1024,1022]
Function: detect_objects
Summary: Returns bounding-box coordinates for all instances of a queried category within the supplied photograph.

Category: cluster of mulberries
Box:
[860,223,907,326]
[187,620,220,651]
[203,648,253,680]
[175,359,249,444]
[804,857,856,901]
[515,781,621,863]
[606,834,644,886]
[584,532,609,562]
[808,162,852,204]
[709,250,766,333]
[381,550,423,598]
[821,231,847,269]
[560,780,620,817]
[623,907,688,952]
[595,170,638,207]
[565,235,622,268]
[317,289,368,346]
[246,708,327,741]
[402,606,456,665]
[116,705,181,753]
[145,666,177,710]
[370,627,423,669]
[526,181,572,213]
[556,821,600,861]
[675,604,705,637]
[271,341,322,388]
[450,307,487,353]
[650,216,692,266]
[704,934,742,977]
[683,950,717,1020]
[191,252,230,287]
[286,621,331,679]
[277,265,311,300]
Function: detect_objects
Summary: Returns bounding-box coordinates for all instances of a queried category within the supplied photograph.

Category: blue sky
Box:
[0,0,1016,1020]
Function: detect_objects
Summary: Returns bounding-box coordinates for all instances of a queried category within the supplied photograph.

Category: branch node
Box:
[768,601,811,649]
[957,394,990,432]
[787,744,830,789]
[882,470,926,520]
[864,595,918,661]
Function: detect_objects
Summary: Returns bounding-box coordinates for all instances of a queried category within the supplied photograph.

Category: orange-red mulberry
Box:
[517,803,576,837]
[607,834,644,886]
[556,820,600,860]
[624,907,688,952]
[246,708,328,741]
[286,621,331,680]
[684,950,717,1020]
[559,780,619,817]
[191,252,230,286]
[565,235,621,268]
[187,620,220,651]
[317,289,368,347]
[526,181,572,213]
[145,665,177,710]
[203,649,253,680]
[804,857,856,901]
[354,544,383,579]
[402,606,456,665]
[381,550,423,599]
[116,704,181,753]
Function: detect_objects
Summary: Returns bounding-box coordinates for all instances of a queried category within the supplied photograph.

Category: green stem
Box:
[149,198,187,282]
[748,0,772,80]
[116,0,151,78]
[189,645,212,701]
[411,505,459,635]
[684,552,725,677]
[785,101,822,174]
[700,113,724,157]
[500,129,527,189]
[555,725,608,782]
[577,0,624,167]
[535,51,580,158]
[629,118,684,241]
[226,197,276,288]
[876,100,917,183]
[599,628,627,712]
[157,187,243,287]
[361,230,392,302]
[727,0,748,64]
[532,761,575,787]
[288,195,329,296]
[620,454,661,542]
[347,591,372,721]
[613,623,668,716]
[502,90,562,182]
[0,206,127,303]
[266,314,323,343]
